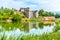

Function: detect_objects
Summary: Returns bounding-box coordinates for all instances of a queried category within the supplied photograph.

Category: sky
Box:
[0,0,60,11]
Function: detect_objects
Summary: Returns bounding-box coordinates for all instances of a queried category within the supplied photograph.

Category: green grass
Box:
[29,17,42,22]
[55,19,60,24]
[0,32,60,40]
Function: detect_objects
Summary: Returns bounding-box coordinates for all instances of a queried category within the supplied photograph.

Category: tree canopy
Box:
[0,7,22,21]
[38,9,60,18]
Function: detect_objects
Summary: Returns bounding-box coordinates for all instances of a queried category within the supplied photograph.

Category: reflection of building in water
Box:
[29,22,39,29]
[19,22,55,33]
[20,22,39,32]
[42,16,55,24]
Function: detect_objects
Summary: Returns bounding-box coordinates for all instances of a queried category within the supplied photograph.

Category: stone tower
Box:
[19,7,39,19]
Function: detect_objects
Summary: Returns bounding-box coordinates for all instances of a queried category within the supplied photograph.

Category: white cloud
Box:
[0,0,25,10]
[0,0,60,11]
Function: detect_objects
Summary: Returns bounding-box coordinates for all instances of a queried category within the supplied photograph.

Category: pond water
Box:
[0,22,56,38]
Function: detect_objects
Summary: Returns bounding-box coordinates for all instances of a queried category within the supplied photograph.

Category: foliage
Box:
[39,9,44,16]
[12,13,22,22]
[39,9,60,18]
[0,7,22,22]
[0,32,60,40]
[39,9,54,16]
[55,13,60,18]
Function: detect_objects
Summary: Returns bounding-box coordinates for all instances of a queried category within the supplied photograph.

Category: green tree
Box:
[12,13,22,22]
[39,9,44,16]
[55,13,60,18]
[39,9,55,16]
[48,12,54,16]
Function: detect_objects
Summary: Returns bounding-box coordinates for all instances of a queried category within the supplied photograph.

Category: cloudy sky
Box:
[0,0,60,11]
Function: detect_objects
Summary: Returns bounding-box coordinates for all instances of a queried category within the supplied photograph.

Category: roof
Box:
[43,16,55,18]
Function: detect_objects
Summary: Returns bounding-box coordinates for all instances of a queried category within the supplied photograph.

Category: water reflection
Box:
[0,22,55,37]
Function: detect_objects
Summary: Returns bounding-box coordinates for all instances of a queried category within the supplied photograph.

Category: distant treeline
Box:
[39,9,60,18]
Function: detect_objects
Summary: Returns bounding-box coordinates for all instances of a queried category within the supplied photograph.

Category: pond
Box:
[0,22,56,38]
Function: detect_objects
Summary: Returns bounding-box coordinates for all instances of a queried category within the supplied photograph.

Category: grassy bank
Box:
[0,31,60,40]
[29,16,42,22]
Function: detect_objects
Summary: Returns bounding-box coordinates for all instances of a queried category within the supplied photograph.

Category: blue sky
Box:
[0,0,60,11]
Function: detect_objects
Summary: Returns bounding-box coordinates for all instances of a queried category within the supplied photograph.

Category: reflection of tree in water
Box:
[54,25,60,32]
[0,22,24,31]
[19,22,29,32]
[32,22,38,29]
[0,22,13,31]
[0,22,54,33]
[0,22,30,32]
[19,22,39,32]
[19,22,54,32]
[39,22,52,29]
[39,22,44,29]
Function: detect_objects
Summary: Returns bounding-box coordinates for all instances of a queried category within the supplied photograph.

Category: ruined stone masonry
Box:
[19,7,39,19]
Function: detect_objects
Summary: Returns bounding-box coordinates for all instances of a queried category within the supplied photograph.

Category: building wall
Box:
[20,7,29,18]
[20,8,25,12]
[29,11,33,19]
[31,10,39,18]
[42,16,55,20]
[35,11,39,18]
[19,7,39,19]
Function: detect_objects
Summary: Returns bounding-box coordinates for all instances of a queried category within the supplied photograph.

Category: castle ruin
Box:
[19,7,38,19]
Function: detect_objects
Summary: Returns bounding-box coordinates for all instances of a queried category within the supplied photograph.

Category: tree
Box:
[0,7,22,21]
[48,12,54,16]
[12,12,22,22]
[39,9,44,16]
[55,13,60,18]
[39,9,55,16]
[42,11,49,16]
